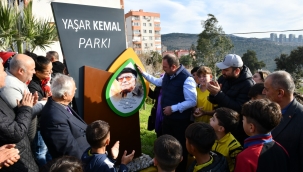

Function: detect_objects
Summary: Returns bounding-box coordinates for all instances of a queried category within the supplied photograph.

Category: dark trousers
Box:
[162,117,191,172]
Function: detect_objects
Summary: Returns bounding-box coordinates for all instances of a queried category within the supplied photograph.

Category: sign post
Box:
[52,2,145,160]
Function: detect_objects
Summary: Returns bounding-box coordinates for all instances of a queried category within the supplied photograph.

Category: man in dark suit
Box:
[40,74,89,159]
[263,71,303,172]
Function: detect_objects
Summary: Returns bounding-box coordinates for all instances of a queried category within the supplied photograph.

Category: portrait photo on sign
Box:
[106,59,146,117]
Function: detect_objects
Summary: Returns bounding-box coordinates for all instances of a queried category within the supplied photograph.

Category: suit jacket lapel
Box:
[68,106,86,124]
[272,99,298,138]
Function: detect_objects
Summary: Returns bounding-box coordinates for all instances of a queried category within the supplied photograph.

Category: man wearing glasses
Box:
[116,67,143,98]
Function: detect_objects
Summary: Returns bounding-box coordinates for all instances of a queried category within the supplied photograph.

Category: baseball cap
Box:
[0,51,15,64]
[216,54,243,69]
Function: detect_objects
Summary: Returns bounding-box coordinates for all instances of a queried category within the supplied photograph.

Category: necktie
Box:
[66,106,73,115]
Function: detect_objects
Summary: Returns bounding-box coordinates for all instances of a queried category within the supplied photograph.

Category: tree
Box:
[138,51,162,76]
[179,55,192,68]
[275,46,303,88]
[0,1,57,52]
[242,50,265,73]
[196,14,233,76]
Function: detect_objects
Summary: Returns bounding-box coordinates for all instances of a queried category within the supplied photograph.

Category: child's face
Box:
[185,138,193,154]
[199,74,212,86]
[242,116,252,136]
[209,113,220,132]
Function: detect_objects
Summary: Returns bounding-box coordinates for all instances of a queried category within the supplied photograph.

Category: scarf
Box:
[41,77,52,96]
[243,132,273,149]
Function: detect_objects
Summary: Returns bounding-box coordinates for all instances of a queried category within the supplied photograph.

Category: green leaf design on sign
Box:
[105,58,146,117]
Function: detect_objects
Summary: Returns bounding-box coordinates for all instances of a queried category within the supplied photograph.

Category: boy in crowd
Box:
[193,66,215,123]
[185,122,229,172]
[248,83,265,100]
[153,135,183,172]
[234,99,289,172]
[191,66,200,87]
[210,107,243,172]
[81,120,135,172]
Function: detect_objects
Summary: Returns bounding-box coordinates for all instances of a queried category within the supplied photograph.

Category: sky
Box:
[124,0,303,38]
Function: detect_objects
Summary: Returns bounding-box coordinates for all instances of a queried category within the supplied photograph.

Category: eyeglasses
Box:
[117,75,133,82]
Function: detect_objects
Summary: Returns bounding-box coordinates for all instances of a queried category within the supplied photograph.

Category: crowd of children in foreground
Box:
[59,97,286,172]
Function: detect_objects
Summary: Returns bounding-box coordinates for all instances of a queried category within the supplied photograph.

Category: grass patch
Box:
[139,103,157,157]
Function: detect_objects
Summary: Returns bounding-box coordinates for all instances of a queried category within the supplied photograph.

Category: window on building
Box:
[155,23,160,27]
[143,30,147,33]
[143,23,146,26]
[149,36,153,40]
[132,22,140,26]
[133,30,140,34]
[145,43,148,47]
[150,43,153,46]
[149,23,152,27]
[149,30,152,33]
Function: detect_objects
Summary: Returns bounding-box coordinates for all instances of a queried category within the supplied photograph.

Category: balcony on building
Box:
[154,17,160,22]
[132,16,140,20]
[155,31,161,35]
[132,36,141,43]
[155,37,161,42]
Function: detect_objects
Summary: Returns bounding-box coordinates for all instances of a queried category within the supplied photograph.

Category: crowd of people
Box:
[0,51,302,172]
[142,54,303,172]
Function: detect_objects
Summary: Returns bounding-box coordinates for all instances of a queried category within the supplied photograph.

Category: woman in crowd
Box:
[28,56,53,166]
[252,70,270,83]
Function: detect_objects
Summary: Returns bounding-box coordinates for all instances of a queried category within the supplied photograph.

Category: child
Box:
[210,107,243,172]
[153,135,183,172]
[248,83,265,100]
[193,66,215,123]
[186,122,229,172]
[81,120,135,172]
[234,99,289,172]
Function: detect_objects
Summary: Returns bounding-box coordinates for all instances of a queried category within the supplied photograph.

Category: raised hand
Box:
[17,91,34,108]
[207,81,221,95]
[135,64,143,74]
[121,150,135,165]
[110,141,120,160]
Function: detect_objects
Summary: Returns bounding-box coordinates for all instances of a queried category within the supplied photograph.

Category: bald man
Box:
[0,54,37,107]
[0,54,42,142]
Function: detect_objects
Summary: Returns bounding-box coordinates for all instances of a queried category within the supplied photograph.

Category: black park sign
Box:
[51,2,126,116]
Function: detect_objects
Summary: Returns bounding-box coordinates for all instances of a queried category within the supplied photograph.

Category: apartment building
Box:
[125,9,161,54]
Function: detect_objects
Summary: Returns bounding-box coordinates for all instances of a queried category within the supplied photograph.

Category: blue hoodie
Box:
[81,148,128,172]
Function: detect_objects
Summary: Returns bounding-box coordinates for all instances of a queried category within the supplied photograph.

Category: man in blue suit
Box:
[263,71,303,172]
[40,74,89,159]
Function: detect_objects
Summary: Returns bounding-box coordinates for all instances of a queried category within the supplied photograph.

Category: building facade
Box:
[270,33,277,42]
[279,34,286,43]
[289,34,296,42]
[125,9,161,54]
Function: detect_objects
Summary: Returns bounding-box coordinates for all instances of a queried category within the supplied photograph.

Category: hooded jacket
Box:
[208,65,254,114]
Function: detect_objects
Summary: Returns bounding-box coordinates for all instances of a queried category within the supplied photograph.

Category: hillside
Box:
[161,33,301,71]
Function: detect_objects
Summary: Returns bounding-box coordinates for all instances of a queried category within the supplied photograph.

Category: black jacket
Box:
[0,97,38,172]
[208,65,254,113]
[272,99,303,171]
[40,97,89,159]
[28,75,46,101]
[187,151,229,172]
